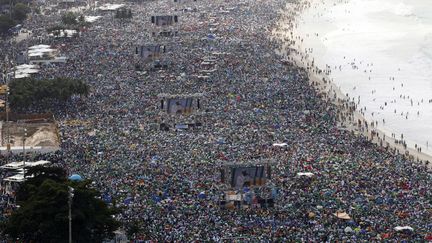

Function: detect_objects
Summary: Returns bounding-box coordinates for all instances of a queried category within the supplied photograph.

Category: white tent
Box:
[3,173,34,182]
[26,160,51,167]
[334,212,351,220]
[15,73,31,79]
[16,68,40,75]
[273,143,288,147]
[98,3,124,11]
[29,44,51,49]
[0,160,51,170]
[28,48,56,54]
[15,64,39,70]
[0,161,25,170]
[84,16,102,23]
[49,29,78,38]
[28,52,46,57]
[4,174,26,182]
[394,226,414,231]
[297,172,314,177]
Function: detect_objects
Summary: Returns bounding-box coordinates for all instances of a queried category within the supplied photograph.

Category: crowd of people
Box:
[1,0,432,241]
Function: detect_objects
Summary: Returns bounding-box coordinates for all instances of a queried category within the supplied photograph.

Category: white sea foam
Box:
[392,3,413,16]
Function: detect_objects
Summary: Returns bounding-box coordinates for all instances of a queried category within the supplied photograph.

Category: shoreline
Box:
[272,1,432,168]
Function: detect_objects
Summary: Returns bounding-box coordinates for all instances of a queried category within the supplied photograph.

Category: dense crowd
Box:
[1,0,432,241]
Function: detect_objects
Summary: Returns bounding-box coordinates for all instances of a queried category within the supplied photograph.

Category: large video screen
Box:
[167,98,193,114]
[231,166,265,188]
[151,16,178,26]
[136,45,165,60]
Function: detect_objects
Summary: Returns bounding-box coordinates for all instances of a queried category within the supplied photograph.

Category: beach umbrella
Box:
[152,195,161,203]
[69,174,83,181]
[102,193,112,203]
[334,212,351,220]
[347,220,357,226]
[271,187,278,199]
[297,172,314,177]
[123,197,133,205]
[29,44,50,49]
[308,212,316,218]
[344,226,353,233]
[198,191,206,199]
[216,137,226,144]
[375,197,383,204]
[394,226,414,232]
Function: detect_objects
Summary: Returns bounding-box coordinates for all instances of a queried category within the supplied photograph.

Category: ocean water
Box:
[293,0,432,155]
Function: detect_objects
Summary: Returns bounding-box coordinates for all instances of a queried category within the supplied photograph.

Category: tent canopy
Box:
[297,172,314,177]
[69,174,83,181]
[3,173,34,182]
[16,64,39,70]
[0,160,51,170]
[394,226,414,231]
[334,212,351,220]
[29,44,50,49]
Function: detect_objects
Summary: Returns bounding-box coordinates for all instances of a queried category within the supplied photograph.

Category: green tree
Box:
[12,3,30,22]
[3,166,120,242]
[61,12,77,26]
[9,77,90,108]
[0,15,15,35]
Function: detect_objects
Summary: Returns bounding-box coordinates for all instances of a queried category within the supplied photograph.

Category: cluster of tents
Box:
[0,160,51,182]
[14,64,40,79]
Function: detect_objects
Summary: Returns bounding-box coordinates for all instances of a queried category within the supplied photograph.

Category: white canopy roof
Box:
[27,160,51,167]
[0,160,51,170]
[16,64,39,70]
[273,143,288,147]
[16,68,40,75]
[334,212,351,220]
[4,174,26,182]
[15,73,31,79]
[29,44,51,49]
[98,3,124,10]
[297,172,314,177]
[3,173,34,182]
[1,161,25,169]
[394,226,414,231]
[84,16,102,23]
[28,52,45,57]
[28,48,56,54]
[49,29,77,38]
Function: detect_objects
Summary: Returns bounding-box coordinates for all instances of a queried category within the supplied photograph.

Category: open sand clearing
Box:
[1,122,60,148]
